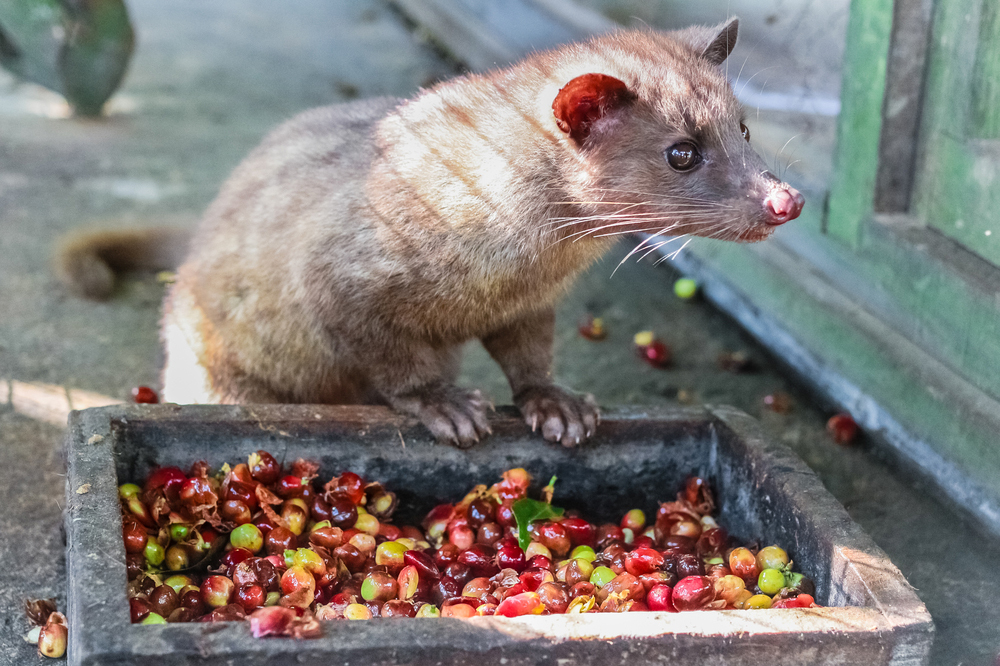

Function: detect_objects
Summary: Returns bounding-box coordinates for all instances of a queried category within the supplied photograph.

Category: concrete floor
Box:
[0,1,997,664]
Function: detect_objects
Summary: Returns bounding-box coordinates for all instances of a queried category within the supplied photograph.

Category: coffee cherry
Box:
[129,597,151,623]
[758,568,786,596]
[826,413,858,445]
[589,566,616,588]
[415,603,440,618]
[560,517,595,546]
[122,521,148,554]
[495,502,516,528]
[624,547,664,576]
[382,599,417,617]
[226,480,259,510]
[230,524,263,553]
[149,584,179,617]
[495,592,545,617]
[280,566,316,603]
[179,477,214,507]
[519,567,554,592]
[237,584,266,612]
[247,451,280,485]
[375,541,408,571]
[537,582,570,613]
[466,498,494,529]
[674,278,698,299]
[620,509,646,532]
[525,554,552,571]
[534,522,570,557]
[201,576,235,608]
[220,548,252,575]
[265,526,297,555]
[728,546,758,581]
[646,583,676,612]
[281,499,309,535]
[756,546,789,571]
[458,544,498,576]
[403,549,441,579]
[291,548,327,577]
[396,565,420,600]
[714,575,748,606]
[144,467,185,498]
[131,386,159,404]
[349,532,376,556]
[361,571,398,602]
[476,521,503,546]
[745,594,773,609]
[444,562,472,587]
[634,331,671,368]
[334,543,366,573]
[672,576,715,611]
[354,513,380,537]
[524,541,551,562]
[331,471,366,504]
[673,552,704,579]
[309,524,343,549]
[595,524,624,548]
[431,576,462,605]
[328,497,359,529]
[275,475,306,498]
[596,572,643,604]
[144,540,165,567]
[38,619,68,657]
[441,601,476,618]
[578,315,607,341]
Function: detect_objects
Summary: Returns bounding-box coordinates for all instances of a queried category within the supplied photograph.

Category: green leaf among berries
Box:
[513,498,564,551]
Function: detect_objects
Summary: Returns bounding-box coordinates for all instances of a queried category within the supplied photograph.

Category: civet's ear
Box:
[552,73,635,144]
[673,17,739,66]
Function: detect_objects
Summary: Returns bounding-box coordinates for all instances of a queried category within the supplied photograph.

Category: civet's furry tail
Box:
[54,225,192,300]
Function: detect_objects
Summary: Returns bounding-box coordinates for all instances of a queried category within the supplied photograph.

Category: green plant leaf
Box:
[513,497,564,551]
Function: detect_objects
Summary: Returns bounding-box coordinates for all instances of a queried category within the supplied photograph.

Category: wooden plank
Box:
[824,0,894,245]
[971,0,1000,138]
[1,377,120,427]
[390,0,519,70]
[873,0,933,213]
[390,0,615,71]
[914,0,1000,266]
[530,0,615,35]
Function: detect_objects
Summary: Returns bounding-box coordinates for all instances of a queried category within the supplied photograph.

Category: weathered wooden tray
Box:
[64,404,933,665]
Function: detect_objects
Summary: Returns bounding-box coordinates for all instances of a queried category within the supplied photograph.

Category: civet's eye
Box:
[665,142,701,171]
[740,123,750,142]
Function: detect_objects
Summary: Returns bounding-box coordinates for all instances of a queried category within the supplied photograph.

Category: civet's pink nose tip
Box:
[765,187,805,225]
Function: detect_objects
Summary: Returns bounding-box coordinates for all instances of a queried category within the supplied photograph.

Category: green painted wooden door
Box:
[914,0,1000,266]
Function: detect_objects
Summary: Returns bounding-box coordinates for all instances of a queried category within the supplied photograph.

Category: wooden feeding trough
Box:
[64,404,933,665]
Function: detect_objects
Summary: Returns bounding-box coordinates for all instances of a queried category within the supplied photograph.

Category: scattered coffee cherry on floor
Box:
[634,330,671,368]
[131,386,159,404]
[826,413,859,445]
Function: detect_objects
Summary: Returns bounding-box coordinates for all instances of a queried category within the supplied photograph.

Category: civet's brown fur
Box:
[58,20,802,447]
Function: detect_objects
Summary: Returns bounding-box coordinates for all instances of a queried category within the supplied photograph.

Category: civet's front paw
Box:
[392,385,492,448]
[515,385,599,447]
